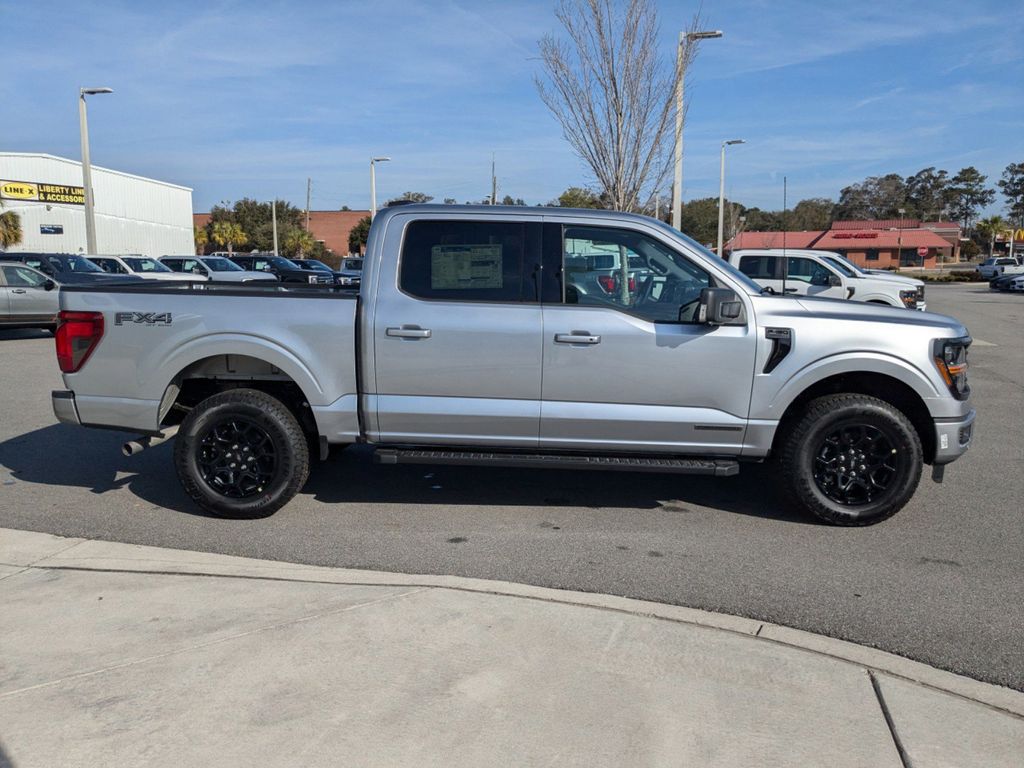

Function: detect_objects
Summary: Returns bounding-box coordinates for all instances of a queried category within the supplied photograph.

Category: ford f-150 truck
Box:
[51,205,975,526]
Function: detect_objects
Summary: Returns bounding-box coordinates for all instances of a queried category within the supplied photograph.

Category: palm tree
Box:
[194,226,209,255]
[283,228,315,259]
[0,202,23,250]
[976,215,1006,257]
[210,220,247,256]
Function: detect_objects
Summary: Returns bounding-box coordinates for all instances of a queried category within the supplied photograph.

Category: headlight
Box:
[899,289,918,308]
[932,337,971,400]
[917,285,925,301]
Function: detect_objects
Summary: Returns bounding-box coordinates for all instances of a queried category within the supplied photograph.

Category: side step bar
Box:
[374,449,739,476]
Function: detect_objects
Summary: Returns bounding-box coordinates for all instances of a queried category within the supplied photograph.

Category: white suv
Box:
[728,249,923,310]
[88,255,204,281]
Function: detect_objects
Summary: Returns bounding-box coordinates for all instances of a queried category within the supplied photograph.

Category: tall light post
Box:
[672,29,722,232]
[369,156,391,219]
[717,139,745,257]
[897,207,906,271]
[78,87,113,254]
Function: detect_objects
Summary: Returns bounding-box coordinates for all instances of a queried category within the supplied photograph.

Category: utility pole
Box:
[671,30,722,231]
[78,86,113,254]
[305,177,311,230]
[272,198,280,259]
[491,154,497,205]
[717,139,745,257]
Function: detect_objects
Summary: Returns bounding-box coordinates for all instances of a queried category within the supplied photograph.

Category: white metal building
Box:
[0,153,193,257]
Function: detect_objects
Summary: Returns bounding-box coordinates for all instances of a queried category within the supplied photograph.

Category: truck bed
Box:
[57,281,360,439]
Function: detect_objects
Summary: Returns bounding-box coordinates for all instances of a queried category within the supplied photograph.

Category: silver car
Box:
[158,256,277,283]
[0,263,59,331]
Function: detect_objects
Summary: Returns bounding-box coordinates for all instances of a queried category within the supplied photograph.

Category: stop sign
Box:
[917,246,928,257]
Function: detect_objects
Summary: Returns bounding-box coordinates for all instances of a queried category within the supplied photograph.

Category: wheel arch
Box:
[771,371,936,463]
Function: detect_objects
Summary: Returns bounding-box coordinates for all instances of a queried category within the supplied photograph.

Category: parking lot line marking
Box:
[972,339,996,347]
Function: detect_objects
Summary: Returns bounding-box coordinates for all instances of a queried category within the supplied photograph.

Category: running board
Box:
[373,449,739,476]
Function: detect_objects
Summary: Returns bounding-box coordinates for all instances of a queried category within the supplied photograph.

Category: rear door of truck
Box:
[370,213,544,447]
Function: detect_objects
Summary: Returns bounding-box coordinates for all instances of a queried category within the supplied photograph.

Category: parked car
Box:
[159,256,277,283]
[0,253,123,284]
[0,262,59,330]
[229,254,333,284]
[729,249,922,309]
[990,272,1022,291]
[52,204,974,527]
[89,255,204,281]
[802,250,926,311]
[977,257,1024,280]
[1006,274,1024,293]
[290,258,360,287]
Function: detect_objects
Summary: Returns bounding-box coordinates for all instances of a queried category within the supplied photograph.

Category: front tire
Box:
[779,394,923,526]
[174,388,310,518]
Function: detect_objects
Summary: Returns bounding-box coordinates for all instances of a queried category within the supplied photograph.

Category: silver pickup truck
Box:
[51,205,975,526]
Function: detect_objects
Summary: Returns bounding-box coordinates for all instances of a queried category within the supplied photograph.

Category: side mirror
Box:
[43,279,56,291]
[697,287,743,325]
[828,273,842,287]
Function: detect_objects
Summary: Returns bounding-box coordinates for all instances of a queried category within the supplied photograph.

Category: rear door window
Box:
[738,255,778,280]
[399,219,539,302]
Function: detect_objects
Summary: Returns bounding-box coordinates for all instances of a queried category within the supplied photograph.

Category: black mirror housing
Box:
[697,287,744,325]
[43,279,56,291]
[828,274,842,287]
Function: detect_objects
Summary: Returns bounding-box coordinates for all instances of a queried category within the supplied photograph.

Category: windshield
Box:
[55,255,105,273]
[647,220,763,294]
[201,257,243,272]
[343,258,363,271]
[821,256,858,278]
[123,257,172,273]
[270,257,299,270]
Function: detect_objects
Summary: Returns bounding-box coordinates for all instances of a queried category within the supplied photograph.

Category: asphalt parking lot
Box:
[1,283,1021,689]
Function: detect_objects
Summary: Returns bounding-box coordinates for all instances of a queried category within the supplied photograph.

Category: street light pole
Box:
[78,87,113,254]
[897,207,906,271]
[671,29,722,232]
[717,139,745,257]
[370,156,391,219]
[271,199,279,257]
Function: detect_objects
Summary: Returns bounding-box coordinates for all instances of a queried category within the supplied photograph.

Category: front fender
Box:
[751,351,942,421]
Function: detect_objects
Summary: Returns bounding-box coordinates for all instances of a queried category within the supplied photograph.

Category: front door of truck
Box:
[540,222,757,453]
[783,256,847,299]
[372,216,544,447]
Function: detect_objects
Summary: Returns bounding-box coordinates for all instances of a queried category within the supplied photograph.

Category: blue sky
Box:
[2,0,1021,214]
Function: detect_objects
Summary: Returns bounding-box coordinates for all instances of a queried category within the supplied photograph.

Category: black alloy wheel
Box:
[779,393,923,526]
[197,417,278,499]
[811,423,902,506]
[174,388,310,519]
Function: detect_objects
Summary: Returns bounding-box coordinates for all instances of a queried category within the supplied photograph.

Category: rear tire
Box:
[174,388,310,518]
[779,394,922,526]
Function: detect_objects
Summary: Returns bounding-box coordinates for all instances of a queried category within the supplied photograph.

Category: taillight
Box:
[628,276,636,292]
[56,311,104,373]
[597,275,616,293]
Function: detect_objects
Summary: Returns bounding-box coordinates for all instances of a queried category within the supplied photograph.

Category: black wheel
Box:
[779,394,922,526]
[174,388,309,518]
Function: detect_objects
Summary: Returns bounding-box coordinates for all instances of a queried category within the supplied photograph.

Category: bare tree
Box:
[536,0,701,212]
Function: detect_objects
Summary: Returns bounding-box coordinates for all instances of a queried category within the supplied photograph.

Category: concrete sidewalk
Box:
[1,528,1021,767]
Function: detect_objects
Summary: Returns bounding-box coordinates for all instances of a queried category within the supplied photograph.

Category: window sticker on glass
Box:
[430,245,504,290]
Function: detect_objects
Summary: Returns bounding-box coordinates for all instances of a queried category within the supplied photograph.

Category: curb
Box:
[3,527,1023,719]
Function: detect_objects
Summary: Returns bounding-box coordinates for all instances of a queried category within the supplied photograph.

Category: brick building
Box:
[193,210,369,256]
[726,219,960,270]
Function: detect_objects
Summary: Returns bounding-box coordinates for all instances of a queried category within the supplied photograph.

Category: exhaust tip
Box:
[122,440,147,457]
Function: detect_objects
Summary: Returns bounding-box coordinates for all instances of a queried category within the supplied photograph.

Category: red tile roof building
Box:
[725,220,961,270]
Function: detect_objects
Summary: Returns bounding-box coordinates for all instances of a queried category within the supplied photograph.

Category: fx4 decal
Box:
[114,312,173,326]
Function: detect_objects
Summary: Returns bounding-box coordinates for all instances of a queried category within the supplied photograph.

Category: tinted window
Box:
[738,255,777,280]
[124,257,171,272]
[201,257,242,271]
[91,258,127,274]
[561,226,712,323]
[400,220,535,302]
[787,257,833,285]
[160,259,184,271]
[3,265,46,286]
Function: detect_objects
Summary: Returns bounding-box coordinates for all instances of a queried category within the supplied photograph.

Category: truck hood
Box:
[856,271,924,288]
[793,296,966,335]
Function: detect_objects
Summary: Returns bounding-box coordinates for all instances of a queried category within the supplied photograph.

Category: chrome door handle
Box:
[386,327,432,339]
[554,333,601,345]
[11,289,27,294]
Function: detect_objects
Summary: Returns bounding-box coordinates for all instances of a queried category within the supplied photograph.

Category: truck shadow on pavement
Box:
[0,425,811,524]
